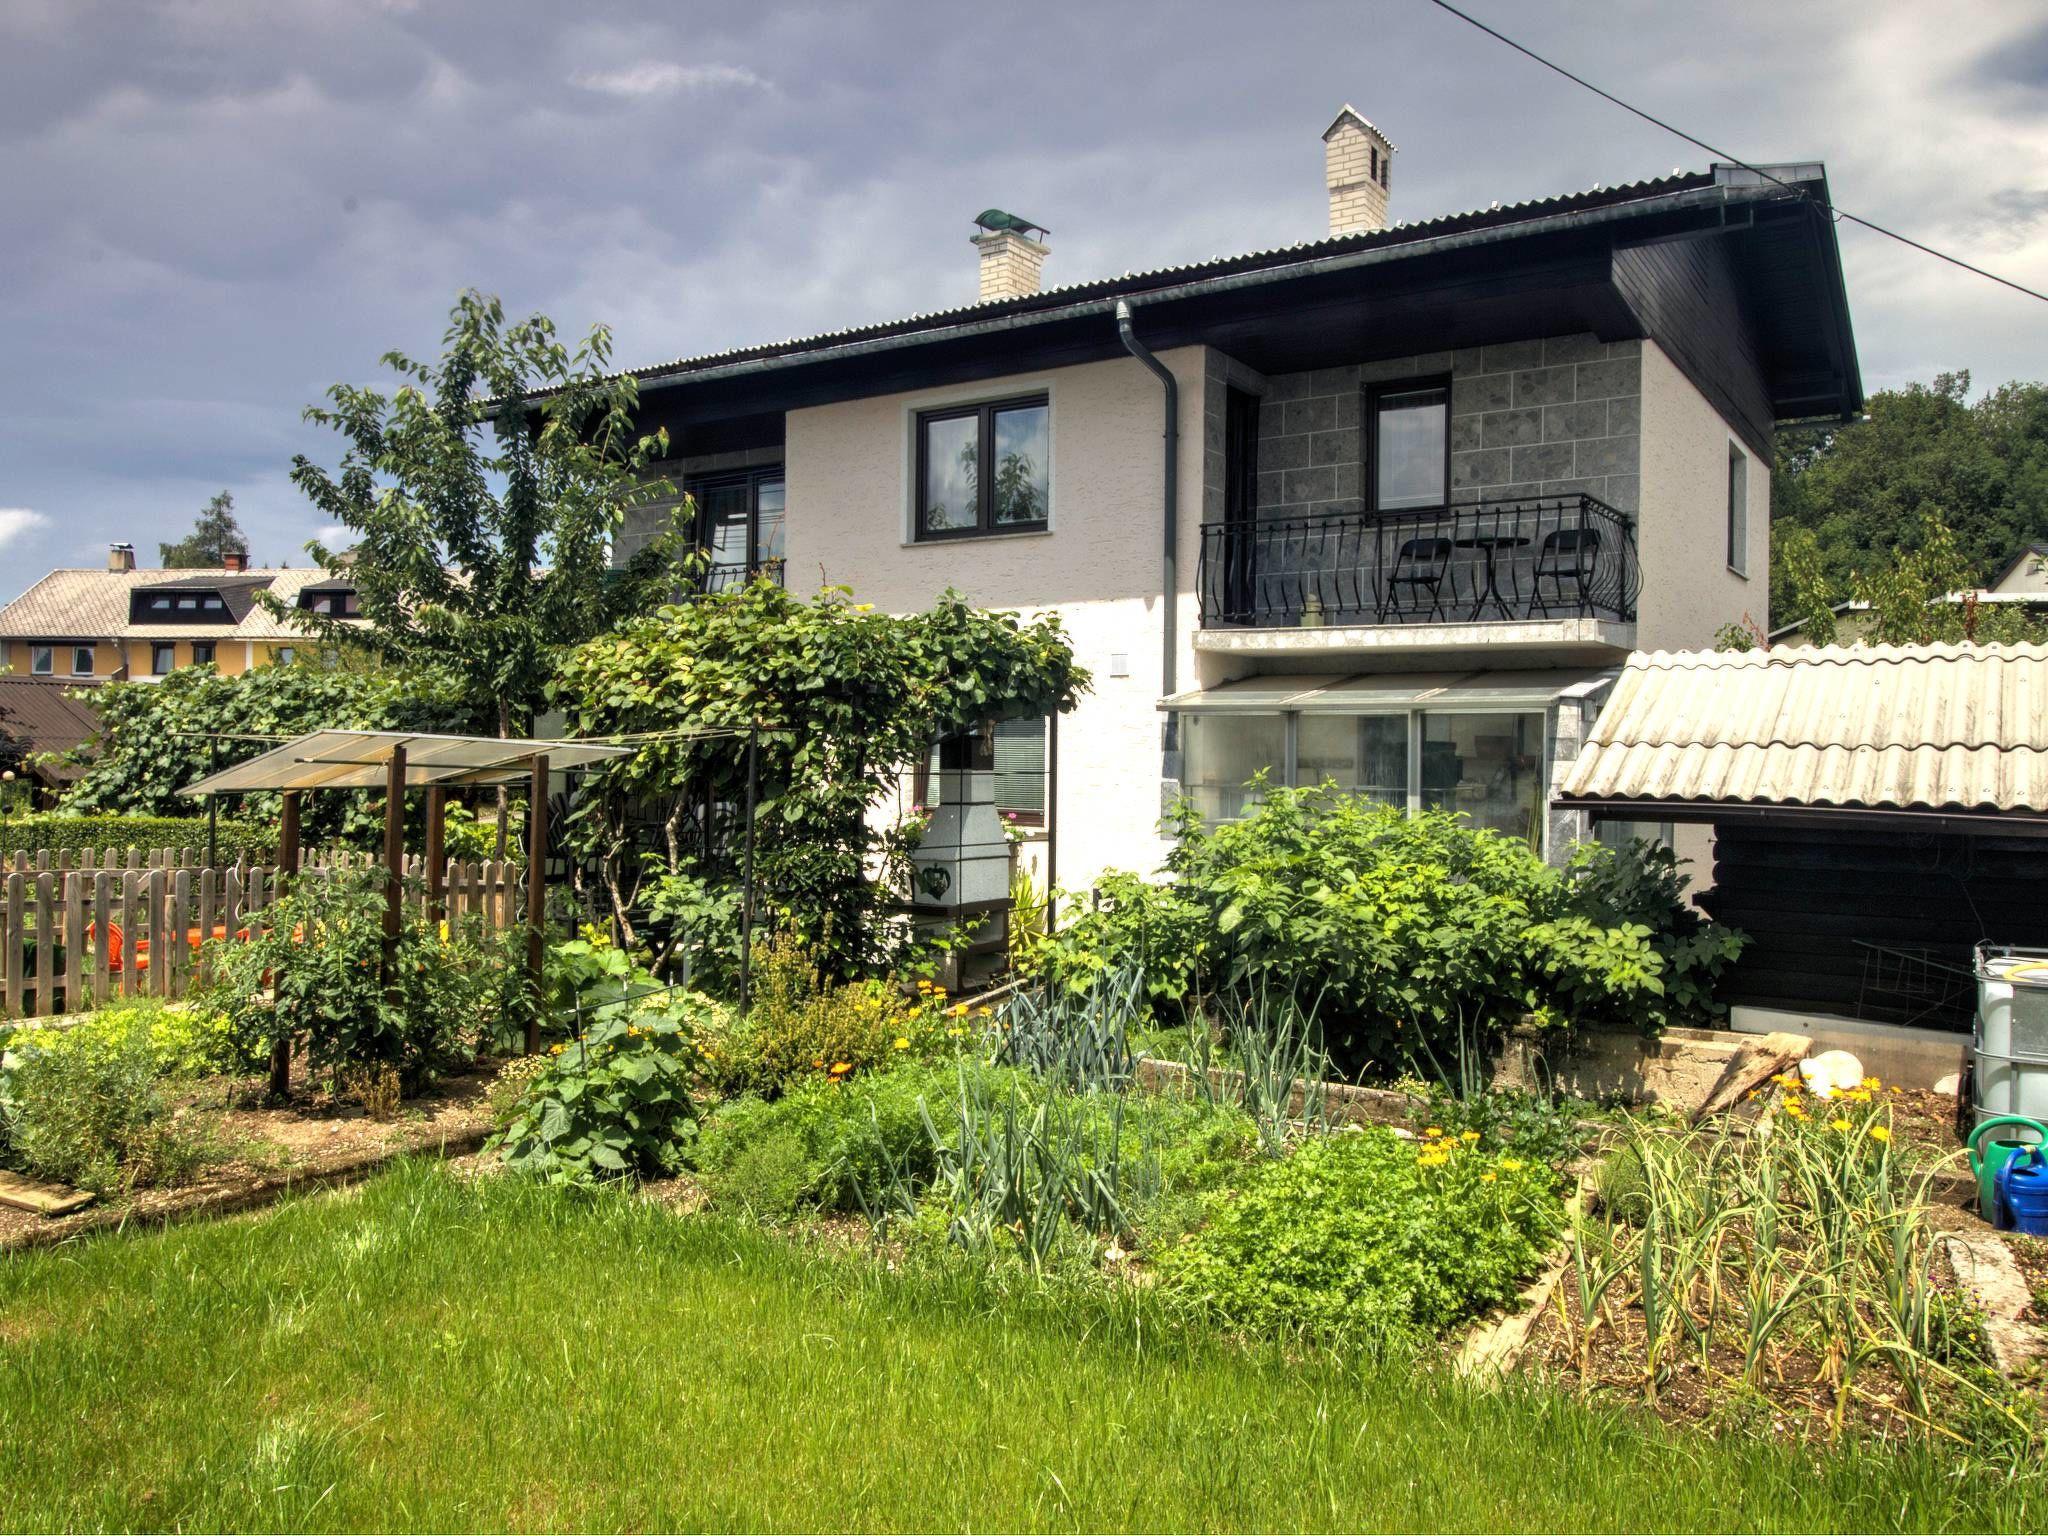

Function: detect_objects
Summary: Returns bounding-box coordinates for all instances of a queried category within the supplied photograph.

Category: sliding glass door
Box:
[689,468,785,590]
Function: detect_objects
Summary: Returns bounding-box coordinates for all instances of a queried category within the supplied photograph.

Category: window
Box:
[915,395,1050,540]
[151,642,175,675]
[275,646,297,666]
[1727,442,1749,576]
[1379,152,1390,189]
[992,716,1046,823]
[190,641,216,667]
[1366,379,1450,511]
[70,646,94,676]
[1421,712,1546,848]
[1177,706,1550,853]
[1182,713,1287,824]
[687,468,786,590]
[1370,145,1379,181]
[29,645,52,676]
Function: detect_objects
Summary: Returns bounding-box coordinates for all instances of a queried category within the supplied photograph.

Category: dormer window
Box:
[297,586,361,617]
[129,583,247,623]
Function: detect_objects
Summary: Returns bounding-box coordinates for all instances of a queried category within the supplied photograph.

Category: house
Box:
[609,107,1862,890]
[1557,643,2048,1086]
[0,673,102,803]
[0,544,362,683]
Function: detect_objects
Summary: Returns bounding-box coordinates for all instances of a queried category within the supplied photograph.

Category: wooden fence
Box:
[0,848,524,1020]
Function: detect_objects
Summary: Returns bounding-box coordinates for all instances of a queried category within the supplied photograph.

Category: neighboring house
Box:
[1770,546,2048,645]
[0,673,101,803]
[0,544,362,683]
[610,106,1862,888]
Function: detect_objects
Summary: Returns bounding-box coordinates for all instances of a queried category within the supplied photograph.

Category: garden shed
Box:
[1555,643,2048,1082]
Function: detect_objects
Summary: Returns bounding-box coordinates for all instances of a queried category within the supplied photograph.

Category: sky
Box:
[2,0,2045,601]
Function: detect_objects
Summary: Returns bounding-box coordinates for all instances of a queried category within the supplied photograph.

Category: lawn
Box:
[0,1161,2035,1533]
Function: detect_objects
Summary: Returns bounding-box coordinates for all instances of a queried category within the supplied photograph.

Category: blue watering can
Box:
[1998,1147,2048,1235]
[1968,1115,2048,1226]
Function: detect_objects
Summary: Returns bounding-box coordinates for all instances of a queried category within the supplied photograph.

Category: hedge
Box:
[0,814,274,863]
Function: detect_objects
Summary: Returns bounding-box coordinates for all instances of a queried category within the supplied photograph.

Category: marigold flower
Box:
[1830,1117,1851,1132]
[1500,1158,1525,1172]
[1869,1125,1892,1143]
[1424,1127,1442,1139]
[947,1003,969,1017]
[892,1036,911,1051]
[1460,1130,1480,1142]
[1862,1076,1882,1090]
[1481,1172,1497,1183]
[947,1026,963,1038]
[975,1006,993,1018]
[829,1061,852,1075]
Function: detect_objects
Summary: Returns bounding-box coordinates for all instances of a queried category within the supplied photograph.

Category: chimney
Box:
[1323,105,1394,236]
[108,542,135,572]
[971,209,1050,301]
[223,551,246,573]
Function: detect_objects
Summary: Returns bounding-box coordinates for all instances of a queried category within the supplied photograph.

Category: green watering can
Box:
[1968,1116,2048,1224]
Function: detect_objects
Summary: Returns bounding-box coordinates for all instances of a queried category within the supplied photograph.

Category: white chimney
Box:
[971,210,1050,301]
[108,542,135,572]
[1323,105,1394,236]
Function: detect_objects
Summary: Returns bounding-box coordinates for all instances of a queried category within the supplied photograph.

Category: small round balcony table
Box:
[1451,533,1532,621]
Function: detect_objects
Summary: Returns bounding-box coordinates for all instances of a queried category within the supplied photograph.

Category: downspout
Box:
[1115,300,1180,762]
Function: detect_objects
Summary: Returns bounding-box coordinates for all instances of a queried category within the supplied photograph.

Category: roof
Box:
[0,567,355,644]
[592,162,1859,428]
[1557,645,2048,821]
[1160,666,1614,714]
[179,730,632,796]
[0,677,100,783]
[1322,104,1397,151]
[1992,545,2048,590]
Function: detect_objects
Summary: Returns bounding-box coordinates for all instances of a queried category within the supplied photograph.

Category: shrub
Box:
[491,990,713,1184]
[3,999,237,1081]
[694,1059,1032,1217]
[1556,838,1746,1027]
[698,933,953,1097]
[0,1012,212,1192]
[1410,1085,1596,1172]
[201,869,503,1091]
[0,813,272,862]
[1022,871,1208,1022]
[1158,1124,1563,1340]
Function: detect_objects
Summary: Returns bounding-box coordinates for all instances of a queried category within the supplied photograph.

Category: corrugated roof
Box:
[180,730,631,795]
[0,677,100,782]
[1557,645,2048,816]
[0,567,357,644]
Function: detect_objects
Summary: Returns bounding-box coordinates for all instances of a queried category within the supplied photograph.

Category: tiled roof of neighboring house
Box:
[0,676,101,783]
[1557,644,2048,817]
[612,170,1722,388]
[0,567,353,644]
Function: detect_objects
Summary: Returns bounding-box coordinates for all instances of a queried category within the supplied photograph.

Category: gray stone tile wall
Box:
[1253,334,1641,521]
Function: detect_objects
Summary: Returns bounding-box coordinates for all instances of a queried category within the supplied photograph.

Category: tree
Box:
[159,491,250,568]
[285,290,682,741]
[552,582,1087,978]
[1772,372,2048,624]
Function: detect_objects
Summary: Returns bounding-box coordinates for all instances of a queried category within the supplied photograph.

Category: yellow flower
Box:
[1830,1117,1851,1132]
[975,1006,993,1018]
[916,979,933,992]
[1460,1130,1481,1142]
[1417,1151,1449,1168]
[1481,1172,1497,1183]
[853,602,874,612]
[1424,1127,1442,1139]
[947,1026,964,1038]
[549,1043,564,1055]
[1500,1158,1525,1172]
[1784,1101,1807,1119]
[829,1061,852,1075]
[947,1003,969,1018]
[892,1036,911,1051]
[1862,1076,1882,1090]
[1846,1089,1871,1103]
[1869,1124,1892,1143]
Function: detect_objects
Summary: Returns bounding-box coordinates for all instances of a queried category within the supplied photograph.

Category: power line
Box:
[1424,0,2048,307]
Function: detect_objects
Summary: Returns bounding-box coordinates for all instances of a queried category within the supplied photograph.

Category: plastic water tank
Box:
[1974,945,2048,1126]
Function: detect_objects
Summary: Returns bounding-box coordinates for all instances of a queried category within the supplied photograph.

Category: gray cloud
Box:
[3,0,2045,600]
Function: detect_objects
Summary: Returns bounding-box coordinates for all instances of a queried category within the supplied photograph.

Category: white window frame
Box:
[1727,440,1749,578]
[70,645,94,676]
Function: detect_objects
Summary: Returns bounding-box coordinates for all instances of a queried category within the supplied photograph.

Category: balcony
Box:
[1195,495,1638,663]
[695,556,786,596]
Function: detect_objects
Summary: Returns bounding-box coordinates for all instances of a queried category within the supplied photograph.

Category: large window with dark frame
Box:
[1364,377,1451,512]
[687,467,786,592]
[915,394,1050,540]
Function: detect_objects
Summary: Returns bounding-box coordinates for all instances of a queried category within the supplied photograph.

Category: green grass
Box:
[0,1162,2036,1533]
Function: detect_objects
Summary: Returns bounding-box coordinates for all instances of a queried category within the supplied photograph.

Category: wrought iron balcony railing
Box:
[696,556,786,596]
[1197,495,1639,630]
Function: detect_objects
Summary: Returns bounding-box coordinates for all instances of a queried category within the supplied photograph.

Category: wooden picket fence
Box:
[0,847,525,1020]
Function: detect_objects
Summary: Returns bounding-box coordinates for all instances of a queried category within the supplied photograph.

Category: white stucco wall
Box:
[1633,338,1772,882]
[1634,339,1771,653]
[785,347,1210,890]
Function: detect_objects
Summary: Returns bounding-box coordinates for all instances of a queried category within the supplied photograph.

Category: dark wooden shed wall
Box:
[1700,823,2048,1032]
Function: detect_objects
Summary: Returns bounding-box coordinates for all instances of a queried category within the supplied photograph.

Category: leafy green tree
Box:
[1773,372,2048,623]
[158,491,250,568]
[552,582,1086,977]
[286,290,682,741]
